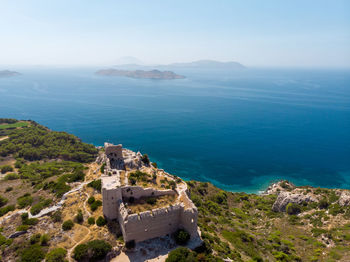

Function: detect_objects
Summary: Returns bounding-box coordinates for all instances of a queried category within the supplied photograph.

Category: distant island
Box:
[0,70,21,78]
[165,60,245,69]
[112,59,246,70]
[95,69,185,79]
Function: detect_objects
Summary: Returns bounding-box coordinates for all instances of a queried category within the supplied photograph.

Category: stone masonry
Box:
[101,143,199,243]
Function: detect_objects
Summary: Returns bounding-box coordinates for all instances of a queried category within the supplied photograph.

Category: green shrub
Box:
[146,197,157,205]
[21,213,39,226]
[73,240,111,261]
[213,191,227,205]
[75,210,83,224]
[30,233,41,244]
[16,225,29,231]
[51,211,62,222]
[4,172,19,180]
[40,234,49,246]
[87,179,101,192]
[0,195,8,207]
[45,248,67,262]
[87,196,95,205]
[100,163,106,173]
[166,247,195,262]
[90,200,102,211]
[96,216,107,227]
[173,229,190,245]
[17,194,33,208]
[318,198,329,209]
[5,186,13,192]
[141,154,150,165]
[151,162,157,168]
[15,158,25,168]
[329,204,343,216]
[73,243,89,261]
[0,204,15,217]
[286,203,301,215]
[88,217,95,225]
[30,199,52,215]
[0,165,13,174]
[62,220,74,231]
[19,244,45,262]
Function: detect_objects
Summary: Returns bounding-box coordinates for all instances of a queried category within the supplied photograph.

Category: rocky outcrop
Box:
[272,191,317,212]
[264,180,296,195]
[338,190,350,206]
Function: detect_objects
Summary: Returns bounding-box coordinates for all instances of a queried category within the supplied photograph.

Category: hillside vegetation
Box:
[172,181,350,262]
[0,119,97,163]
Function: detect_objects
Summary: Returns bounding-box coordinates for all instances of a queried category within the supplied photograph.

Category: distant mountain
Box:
[165,60,245,69]
[95,69,185,80]
[112,60,245,70]
[0,70,21,77]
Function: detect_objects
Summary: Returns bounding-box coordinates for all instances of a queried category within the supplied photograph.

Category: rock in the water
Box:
[272,191,317,212]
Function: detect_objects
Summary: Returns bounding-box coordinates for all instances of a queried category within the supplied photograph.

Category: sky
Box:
[0,0,349,67]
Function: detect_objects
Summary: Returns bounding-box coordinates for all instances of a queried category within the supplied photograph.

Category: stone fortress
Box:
[101,143,199,244]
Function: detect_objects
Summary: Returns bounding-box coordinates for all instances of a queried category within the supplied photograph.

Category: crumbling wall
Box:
[102,187,122,220]
[121,205,183,243]
[121,186,175,199]
[180,207,198,237]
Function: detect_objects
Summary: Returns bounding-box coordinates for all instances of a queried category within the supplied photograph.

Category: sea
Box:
[0,67,349,193]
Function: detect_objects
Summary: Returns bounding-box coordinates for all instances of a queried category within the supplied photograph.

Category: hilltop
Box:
[0,118,349,262]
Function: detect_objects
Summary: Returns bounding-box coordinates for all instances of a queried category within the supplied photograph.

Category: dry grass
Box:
[126,194,177,214]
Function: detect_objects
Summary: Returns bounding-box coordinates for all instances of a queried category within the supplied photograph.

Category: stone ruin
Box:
[101,143,199,244]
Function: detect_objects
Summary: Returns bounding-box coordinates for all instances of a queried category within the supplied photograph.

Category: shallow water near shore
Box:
[1,67,349,193]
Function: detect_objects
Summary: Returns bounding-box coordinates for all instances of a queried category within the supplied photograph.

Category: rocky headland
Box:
[0,119,349,261]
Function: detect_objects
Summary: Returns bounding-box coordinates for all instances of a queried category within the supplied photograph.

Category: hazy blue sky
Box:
[1,0,349,67]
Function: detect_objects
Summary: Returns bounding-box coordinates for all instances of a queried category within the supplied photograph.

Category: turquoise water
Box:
[1,67,349,193]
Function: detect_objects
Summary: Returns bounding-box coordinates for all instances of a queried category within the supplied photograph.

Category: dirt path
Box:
[67,224,92,262]
[0,136,8,141]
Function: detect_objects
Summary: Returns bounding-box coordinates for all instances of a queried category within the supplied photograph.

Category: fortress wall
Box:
[121,205,183,243]
[118,203,128,237]
[121,186,175,199]
[180,207,198,237]
[102,187,122,220]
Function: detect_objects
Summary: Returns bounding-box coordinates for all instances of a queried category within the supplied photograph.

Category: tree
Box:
[319,198,329,209]
[62,220,74,231]
[173,229,191,245]
[88,217,95,225]
[96,216,107,227]
[73,243,89,261]
[73,240,111,261]
[45,248,67,262]
[141,154,150,165]
[286,203,301,215]
[75,210,83,224]
[0,165,13,174]
[166,247,196,262]
[20,245,45,262]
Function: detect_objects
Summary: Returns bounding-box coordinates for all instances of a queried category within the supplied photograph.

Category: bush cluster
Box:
[0,123,98,162]
[73,239,111,261]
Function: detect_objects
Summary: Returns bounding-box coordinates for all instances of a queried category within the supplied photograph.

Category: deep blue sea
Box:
[1,67,349,193]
